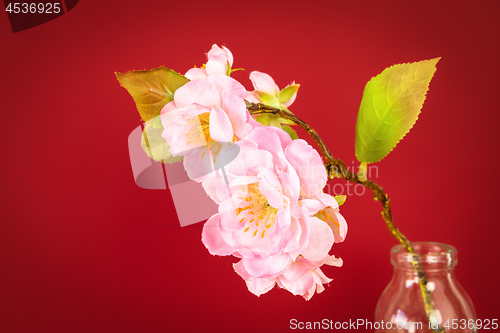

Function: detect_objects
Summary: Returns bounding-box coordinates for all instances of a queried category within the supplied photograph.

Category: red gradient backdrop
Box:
[1,1,499,332]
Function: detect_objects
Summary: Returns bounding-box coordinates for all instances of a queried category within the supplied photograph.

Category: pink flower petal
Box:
[245,278,276,297]
[285,139,327,197]
[232,225,274,257]
[324,255,343,267]
[328,209,348,243]
[160,100,177,115]
[314,193,347,243]
[242,254,291,279]
[219,199,246,232]
[162,104,210,146]
[205,44,233,76]
[300,216,334,262]
[244,127,287,158]
[288,212,311,259]
[302,285,316,301]
[258,168,284,209]
[310,268,332,296]
[299,198,325,216]
[233,260,252,280]
[209,106,234,142]
[271,126,293,151]
[250,71,279,95]
[277,265,314,297]
[211,74,247,99]
[206,56,229,77]
[245,91,261,104]
[282,217,303,259]
[202,214,236,256]
[174,79,220,108]
[202,175,222,204]
[220,45,234,66]
[240,150,274,175]
[273,205,291,236]
[185,68,208,80]
[315,192,339,210]
[222,91,249,139]
[281,258,311,281]
[312,268,332,285]
[170,126,207,155]
[182,147,215,181]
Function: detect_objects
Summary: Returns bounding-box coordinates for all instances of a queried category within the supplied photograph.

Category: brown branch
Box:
[247,102,444,333]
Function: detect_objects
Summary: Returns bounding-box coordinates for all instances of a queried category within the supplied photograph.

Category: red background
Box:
[1,1,499,332]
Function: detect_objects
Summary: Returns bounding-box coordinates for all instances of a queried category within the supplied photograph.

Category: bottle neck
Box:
[391,242,458,274]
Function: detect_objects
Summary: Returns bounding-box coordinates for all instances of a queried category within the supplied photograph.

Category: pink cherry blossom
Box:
[300,192,348,243]
[201,126,347,295]
[277,255,343,300]
[202,127,306,267]
[246,71,300,109]
[185,44,234,80]
[160,74,258,180]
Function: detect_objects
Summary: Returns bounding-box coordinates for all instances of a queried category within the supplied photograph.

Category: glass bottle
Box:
[375,242,477,332]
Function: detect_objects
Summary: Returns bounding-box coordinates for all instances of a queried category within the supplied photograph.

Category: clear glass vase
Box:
[375,242,477,333]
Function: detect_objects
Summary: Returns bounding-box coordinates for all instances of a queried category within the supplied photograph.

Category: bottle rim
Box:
[390,242,458,268]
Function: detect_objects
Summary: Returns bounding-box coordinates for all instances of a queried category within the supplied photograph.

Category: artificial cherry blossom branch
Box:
[246,101,445,333]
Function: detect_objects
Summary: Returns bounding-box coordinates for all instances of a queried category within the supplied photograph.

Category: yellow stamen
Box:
[327,215,340,227]
[236,206,251,215]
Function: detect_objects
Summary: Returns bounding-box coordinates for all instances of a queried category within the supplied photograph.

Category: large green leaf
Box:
[355,58,440,163]
[116,67,189,125]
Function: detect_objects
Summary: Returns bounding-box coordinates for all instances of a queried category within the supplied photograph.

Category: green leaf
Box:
[335,195,347,206]
[255,113,273,126]
[355,58,440,163]
[278,84,300,104]
[253,104,296,128]
[116,67,189,124]
[282,125,299,140]
[256,92,280,108]
[141,120,183,164]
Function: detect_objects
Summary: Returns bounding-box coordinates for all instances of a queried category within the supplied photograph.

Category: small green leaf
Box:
[116,67,189,124]
[278,84,300,104]
[141,120,183,164]
[335,195,347,206]
[255,113,273,126]
[355,58,440,163]
[282,125,299,140]
[256,92,280,108]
